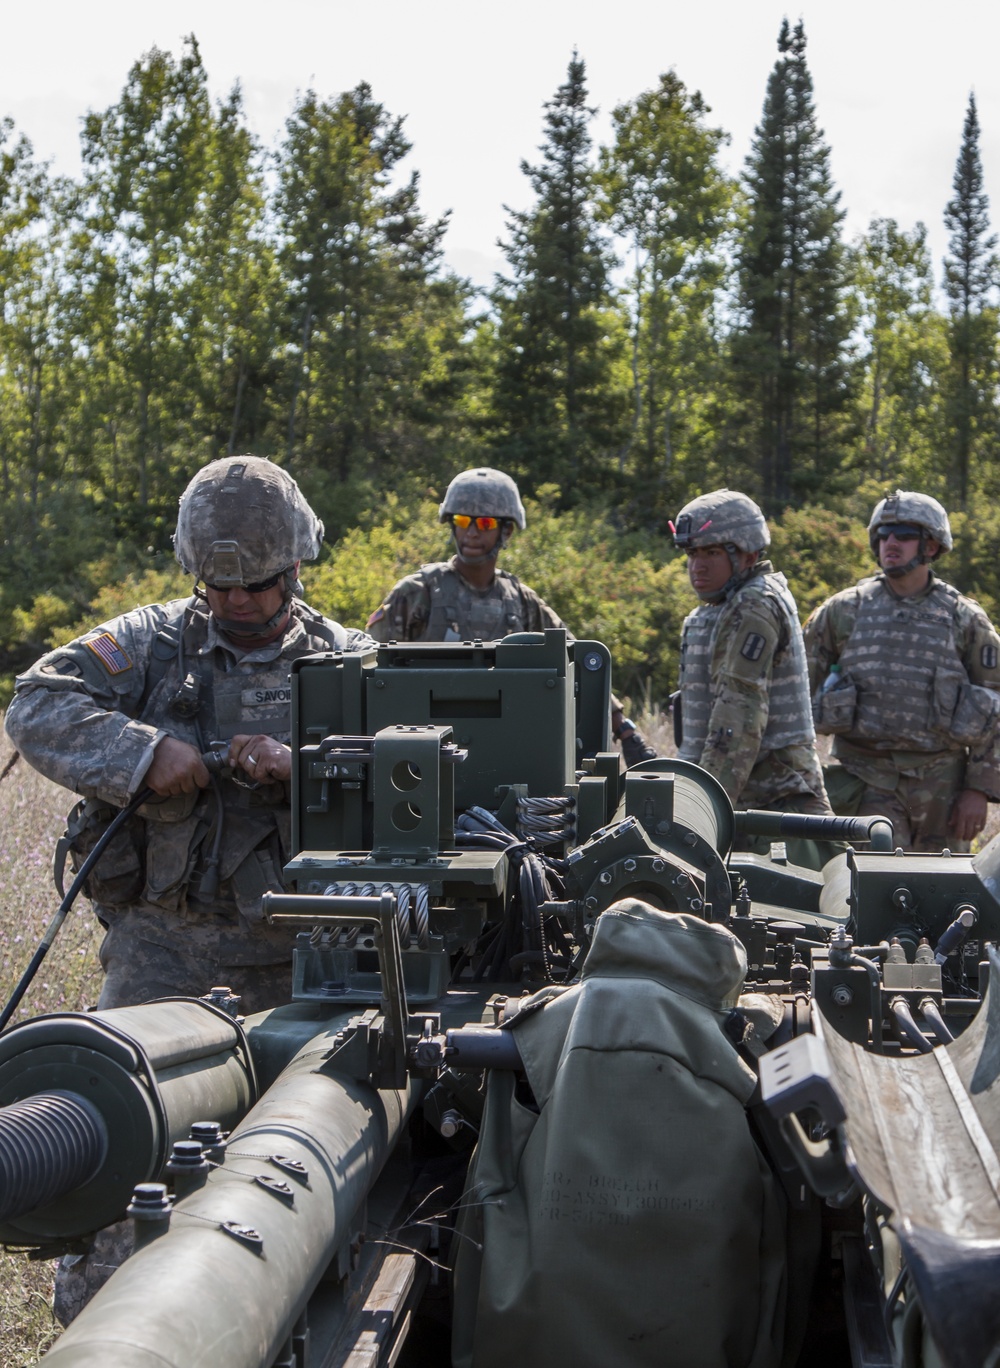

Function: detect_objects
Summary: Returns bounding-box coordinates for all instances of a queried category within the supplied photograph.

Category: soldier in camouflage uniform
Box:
[803,491,1000,852]
[673,490,832,825]
[6,456,374,1017]
[366,466,656,765]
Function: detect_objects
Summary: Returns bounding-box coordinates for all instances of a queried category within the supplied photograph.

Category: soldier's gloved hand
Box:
[949,788,989,843]
[230,733,292,784]
[146,736,211,796]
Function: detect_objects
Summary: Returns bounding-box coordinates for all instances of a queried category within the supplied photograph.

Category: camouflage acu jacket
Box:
[5,597,374,961]
[803,573,1000,798]
[678,561,828,810]
[366,559,570,643]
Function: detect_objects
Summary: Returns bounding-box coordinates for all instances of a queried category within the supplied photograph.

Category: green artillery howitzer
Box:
[3,629,1000,1366]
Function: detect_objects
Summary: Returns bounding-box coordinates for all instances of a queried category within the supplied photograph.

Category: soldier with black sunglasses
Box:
[804,490,1000,850]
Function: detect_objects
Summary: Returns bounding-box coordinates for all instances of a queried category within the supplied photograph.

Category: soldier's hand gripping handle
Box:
[145,736,211,796]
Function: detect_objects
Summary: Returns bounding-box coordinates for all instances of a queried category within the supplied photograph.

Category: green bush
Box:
[4,492,997,717]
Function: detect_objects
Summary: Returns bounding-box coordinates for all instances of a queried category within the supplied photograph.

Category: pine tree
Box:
[489,54,628,501]
[731,20,853,510]
[274,84,471,498]
[598,71,734,519]
[943,92,998,507]
[71,38,217,530]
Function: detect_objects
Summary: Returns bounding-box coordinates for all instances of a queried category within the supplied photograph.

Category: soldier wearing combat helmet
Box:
[366,465,656,765]
[673,489,832,833]
[6,456,375,1014]
[804,490,1000,851]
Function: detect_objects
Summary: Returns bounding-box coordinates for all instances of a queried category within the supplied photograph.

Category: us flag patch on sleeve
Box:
[740,632,766,662]
[85,632,133,674]
[366,605,386,628]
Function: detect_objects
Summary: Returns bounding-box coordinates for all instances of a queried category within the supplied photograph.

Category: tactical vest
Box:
[73,599,349,952]
[821,577,998,752]
[678,571,814,762]
[421,564,534,642]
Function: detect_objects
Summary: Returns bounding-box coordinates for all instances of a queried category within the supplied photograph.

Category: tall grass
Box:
[0,728,103,1367]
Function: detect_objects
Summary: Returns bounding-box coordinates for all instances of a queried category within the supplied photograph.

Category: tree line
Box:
[1,23,998,685]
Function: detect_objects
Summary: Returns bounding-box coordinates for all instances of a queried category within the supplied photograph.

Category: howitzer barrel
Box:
[0,1000,256,1243]
[40,1036,421,1368]
[0,1091,106,1222]
[735,810,895,851]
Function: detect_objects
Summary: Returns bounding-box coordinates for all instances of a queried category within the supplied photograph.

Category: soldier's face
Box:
[686,544,751,596]
[204,580,289,639]
[453,516,503,559]
[877,529,938,572]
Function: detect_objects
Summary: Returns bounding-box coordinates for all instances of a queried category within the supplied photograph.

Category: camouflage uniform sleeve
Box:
[518,585,575,643]
[342,627,378,652]
[802,591,854,696]
[365,574,432,643]
[4,605,172,807]
[697,594,785,803]
[955,598,1000,798]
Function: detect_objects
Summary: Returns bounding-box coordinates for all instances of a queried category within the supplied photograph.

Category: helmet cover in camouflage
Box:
[438,468,527,530]
[174,457,324,587]
[867,490,953,558]
[672,489,770,554]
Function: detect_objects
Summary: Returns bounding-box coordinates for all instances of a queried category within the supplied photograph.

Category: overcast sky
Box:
[4,0,998,292]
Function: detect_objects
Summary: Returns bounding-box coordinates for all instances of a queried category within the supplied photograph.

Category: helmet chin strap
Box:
[213,604,291,639]
[880,531,929,579]
[195,570,297,640]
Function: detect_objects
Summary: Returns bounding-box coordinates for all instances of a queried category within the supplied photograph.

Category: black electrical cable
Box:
[0,786,153,1031]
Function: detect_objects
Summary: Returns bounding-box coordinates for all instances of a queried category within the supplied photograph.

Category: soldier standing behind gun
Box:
[673,490,833,840]
[803,490,1000,852]
[5,456,374,1016]
[366,465,657,766]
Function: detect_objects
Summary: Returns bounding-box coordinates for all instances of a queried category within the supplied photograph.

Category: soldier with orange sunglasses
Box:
[366,467,655,766]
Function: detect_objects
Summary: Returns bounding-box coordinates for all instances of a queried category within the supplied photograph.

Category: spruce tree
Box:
[943,92,998,507]
[598,71,734,519]
[489,55,628,501]
[732,20,852,510]
[275,84,471,496]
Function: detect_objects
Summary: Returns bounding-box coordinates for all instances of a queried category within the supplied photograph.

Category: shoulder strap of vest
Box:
[930,577,962,610]
[293,601,350,650]
[837,577,881,635]
[744,576,792,653]
[136,597,205,718]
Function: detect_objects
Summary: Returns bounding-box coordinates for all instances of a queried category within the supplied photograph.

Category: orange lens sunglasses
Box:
[451,515,500,531]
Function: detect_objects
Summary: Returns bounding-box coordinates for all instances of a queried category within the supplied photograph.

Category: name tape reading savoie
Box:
[241,686,292,707]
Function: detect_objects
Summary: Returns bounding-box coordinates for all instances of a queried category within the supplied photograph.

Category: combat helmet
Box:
[672,489,769,601]
[174,456,324,589]
[868,490,952,578]
[439,467,526,566]
[672,490,770,554]
[174,457,324,638]
[439,468,527,530]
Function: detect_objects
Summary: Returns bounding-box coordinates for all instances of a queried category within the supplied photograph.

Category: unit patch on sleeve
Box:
[85,632,133,675]
[740,632,766,662]
[983,644,999,671]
